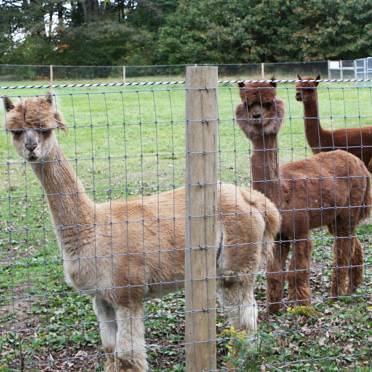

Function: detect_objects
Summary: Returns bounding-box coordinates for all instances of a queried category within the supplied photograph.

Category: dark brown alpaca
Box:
[296,75,372,172]
[236,81,371,313]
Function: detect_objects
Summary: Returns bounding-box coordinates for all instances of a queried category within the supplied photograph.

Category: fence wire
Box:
[0,59,364,86]
[1,77,372,91]
[0,71,371,371]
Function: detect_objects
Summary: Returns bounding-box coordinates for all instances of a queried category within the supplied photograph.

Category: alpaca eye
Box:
[37,128,53,137]
[244,101,254,110]
[41,129,53,137]
[262,102,272,109]
[10,130,23,140]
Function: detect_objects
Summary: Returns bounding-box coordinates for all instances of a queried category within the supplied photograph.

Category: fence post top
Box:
[186,65,218,70]
[186,66,218,89]
[186,65,218,76]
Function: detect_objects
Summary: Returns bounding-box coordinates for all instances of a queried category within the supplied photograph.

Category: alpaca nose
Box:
[25,142,37,152]
[252,113,261,119]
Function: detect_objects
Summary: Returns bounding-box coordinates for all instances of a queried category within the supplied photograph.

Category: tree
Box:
[0,0,371,66]
[55,20,153,65]
[291,0,372,60]
[156,0,372,64]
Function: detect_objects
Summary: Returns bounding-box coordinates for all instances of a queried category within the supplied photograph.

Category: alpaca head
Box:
[235,79,284,140]
[3,94,67,162]
[295,74,320,103]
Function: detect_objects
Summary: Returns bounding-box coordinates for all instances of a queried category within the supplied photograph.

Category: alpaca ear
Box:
[297,74,302,80]
[270,75,276,87]
[315,74,321,86]
[54,111,68,133]
[238,81,245,88]
[3,96,15,112]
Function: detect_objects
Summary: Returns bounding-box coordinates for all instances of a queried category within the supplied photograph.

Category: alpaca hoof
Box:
[104,355,147,372]
[331,282,351,298]
[288,288,311,307]
[118,357,148,372]
[240,303,258,334]
[350,266,364,292]
[267,302,282,314]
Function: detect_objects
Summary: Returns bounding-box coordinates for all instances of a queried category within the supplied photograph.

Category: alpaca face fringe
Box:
[235,82,285,139]
[4,96,67,161]
[295,75,319,103]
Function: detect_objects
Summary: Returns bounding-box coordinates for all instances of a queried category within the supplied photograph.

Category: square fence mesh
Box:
[0,70,371,371]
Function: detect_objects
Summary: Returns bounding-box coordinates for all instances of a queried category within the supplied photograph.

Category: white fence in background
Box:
[328,57,372,80]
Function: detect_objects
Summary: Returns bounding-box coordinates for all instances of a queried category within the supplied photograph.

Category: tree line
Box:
[1,0,371,66]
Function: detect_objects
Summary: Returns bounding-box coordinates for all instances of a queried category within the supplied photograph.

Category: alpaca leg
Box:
[267,241,290,313]
[331,232,353,297]
[93,297,117,371]
[350,237,364,292]
[287,239,312,306]
[114,305,148,372]
[218,275,258,335]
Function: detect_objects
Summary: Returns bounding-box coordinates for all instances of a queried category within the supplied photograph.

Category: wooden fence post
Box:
[261,62,265,79]
[185,66,218,371]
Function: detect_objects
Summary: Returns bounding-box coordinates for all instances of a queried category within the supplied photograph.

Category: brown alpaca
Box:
[296,75,372,172]
[235,81,371,313]
[4,95,280,371]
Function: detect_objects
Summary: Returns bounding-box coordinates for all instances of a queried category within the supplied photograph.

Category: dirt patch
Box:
[24,348,105,372]
[0,287,35,323]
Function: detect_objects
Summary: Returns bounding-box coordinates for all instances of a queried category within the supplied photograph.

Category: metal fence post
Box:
[50,65,54,84]
[261,62,265,79]
[185,65,218,371]
[327,60,330,79]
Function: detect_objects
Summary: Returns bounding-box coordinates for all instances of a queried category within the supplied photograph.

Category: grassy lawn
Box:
[0,80,371,371]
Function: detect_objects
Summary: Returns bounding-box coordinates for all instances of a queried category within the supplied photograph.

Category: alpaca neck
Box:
[31,145,95,255]
[303,93,327,153]
[251,133,282,208]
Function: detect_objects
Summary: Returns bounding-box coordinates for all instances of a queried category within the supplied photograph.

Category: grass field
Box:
[0,80,371,371]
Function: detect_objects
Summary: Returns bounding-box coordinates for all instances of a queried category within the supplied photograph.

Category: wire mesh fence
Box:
[0,60,335,84]
[2,60,365,85]
[0,66,371,371]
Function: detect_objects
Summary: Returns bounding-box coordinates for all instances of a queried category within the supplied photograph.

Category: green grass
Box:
[0,80,371,371]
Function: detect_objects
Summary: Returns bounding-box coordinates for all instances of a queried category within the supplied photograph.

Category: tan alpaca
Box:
[235,81,371,313]
[4,95,280,371]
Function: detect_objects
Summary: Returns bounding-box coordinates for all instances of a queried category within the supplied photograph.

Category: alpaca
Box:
[235,81,371,313]
[296,75,372,172]
[4,95,281,371]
